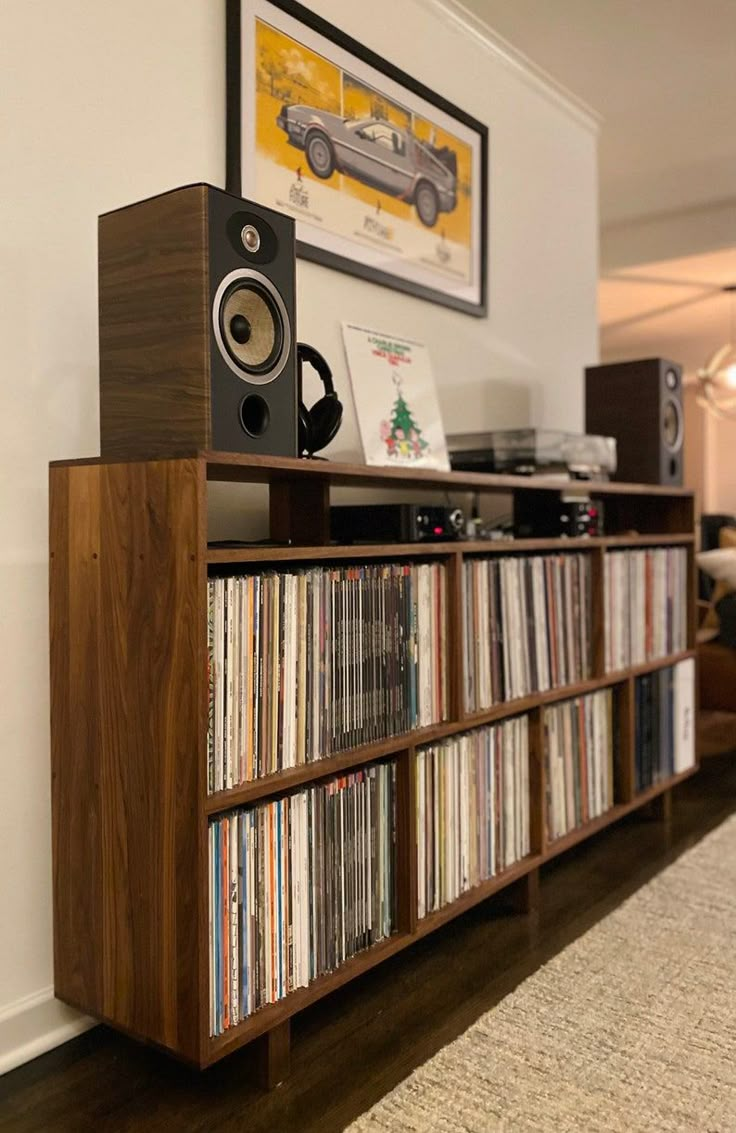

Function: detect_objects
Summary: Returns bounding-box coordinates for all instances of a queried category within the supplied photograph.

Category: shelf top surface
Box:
[206,532,694,565]
[50,449,695,498]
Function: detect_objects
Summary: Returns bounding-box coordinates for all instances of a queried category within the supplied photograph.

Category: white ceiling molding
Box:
[601,197,736,275]
[419,0,600,134]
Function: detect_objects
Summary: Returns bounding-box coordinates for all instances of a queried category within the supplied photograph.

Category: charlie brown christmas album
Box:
[341,324,450,471]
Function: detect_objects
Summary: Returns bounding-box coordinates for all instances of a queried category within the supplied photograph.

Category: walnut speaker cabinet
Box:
[585,358,684,486]
[99,183,298,459]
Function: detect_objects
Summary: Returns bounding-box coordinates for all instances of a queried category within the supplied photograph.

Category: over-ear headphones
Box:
[297,342,343,457]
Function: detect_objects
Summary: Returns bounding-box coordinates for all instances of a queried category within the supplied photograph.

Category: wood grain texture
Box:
[50,465,103,1014]
[52,450,696,503]
[590,545,606,678]
[204,767,698,1067]
[586,359,679,486]
[395,750,418,936]
[50,458,206,1064]
[202,452,695,498]
[99,186,210,459]
[256,1020,291,1090]
[49,453,697,1071]
[616,679,636,804]
[205,532,695,565]
[5,761,729,1133]
[542,767,697,861]
[443,551,465,723]
[527,710,545,855]
[203,655,696,819]
[207,932,414,1063]
[269,478,330,544]
[645,788,674,825]
[500,867,541,916]
[687,543,697,650]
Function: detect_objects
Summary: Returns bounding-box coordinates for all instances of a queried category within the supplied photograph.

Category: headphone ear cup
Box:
[298,401,312,455]
[308,395,343,453]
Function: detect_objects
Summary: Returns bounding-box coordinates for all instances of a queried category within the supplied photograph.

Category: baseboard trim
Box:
[0,988,95,1076]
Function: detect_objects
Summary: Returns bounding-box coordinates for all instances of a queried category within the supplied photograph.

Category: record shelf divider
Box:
[49,451,698,1078]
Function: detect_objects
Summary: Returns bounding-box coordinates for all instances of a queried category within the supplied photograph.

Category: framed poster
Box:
[342,324,451,470]
[226,0,488,316]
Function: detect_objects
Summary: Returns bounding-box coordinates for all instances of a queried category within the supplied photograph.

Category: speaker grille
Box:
[212,268,291,386]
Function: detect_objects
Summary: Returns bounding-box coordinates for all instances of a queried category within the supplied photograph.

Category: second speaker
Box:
[585,357,683,486]
[99,183,297,459]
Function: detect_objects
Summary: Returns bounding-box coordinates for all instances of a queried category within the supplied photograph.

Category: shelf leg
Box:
[256,1019,291,1090]
[637,789,674,850]
[502,866,540,917]
[637,787,673,824]
[648,788,673,825]
[652,788,665,824]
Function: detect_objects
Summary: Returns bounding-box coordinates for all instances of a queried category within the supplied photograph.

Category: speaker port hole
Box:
[670,457,678,478]
[240,394,270,437]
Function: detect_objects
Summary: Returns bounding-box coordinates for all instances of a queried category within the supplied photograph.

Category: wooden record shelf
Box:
[49,452,698,1075]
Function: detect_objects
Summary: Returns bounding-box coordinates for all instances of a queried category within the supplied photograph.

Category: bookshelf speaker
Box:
[99,183,297,459]
[584,358,683,486]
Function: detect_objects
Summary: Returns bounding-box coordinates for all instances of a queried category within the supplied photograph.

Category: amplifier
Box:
[330,503,465,544]
[514,491,603,538]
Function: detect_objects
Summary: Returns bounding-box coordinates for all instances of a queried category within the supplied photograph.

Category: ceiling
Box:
[600,247,736,376]
[457,0,736,372]
[460,0,736,226]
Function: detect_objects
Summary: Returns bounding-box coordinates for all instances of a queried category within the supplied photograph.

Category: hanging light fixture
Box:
[697,284,736,419]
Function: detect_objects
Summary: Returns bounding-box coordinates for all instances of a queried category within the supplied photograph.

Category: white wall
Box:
[0,0,598,1072]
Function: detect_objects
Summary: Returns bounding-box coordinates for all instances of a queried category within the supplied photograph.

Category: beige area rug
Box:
[348,815,736,1133]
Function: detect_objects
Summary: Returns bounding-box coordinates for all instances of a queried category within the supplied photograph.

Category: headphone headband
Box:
[296,341,343,456]
[297,341,336,398]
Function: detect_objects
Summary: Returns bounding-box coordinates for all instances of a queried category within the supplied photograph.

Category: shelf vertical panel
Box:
[445,551,466,723]
[616,678,636,804]
[50,457,205,1063]
[50,462,104,1016]
[590,545,606,679]
[686,542,697,651]
[528,708,545,856]
[269,476,330,545]
[395,748,418,935]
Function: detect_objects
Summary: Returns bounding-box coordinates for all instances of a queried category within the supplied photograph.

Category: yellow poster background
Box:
[254,19,473,249]
[255,20,341,187]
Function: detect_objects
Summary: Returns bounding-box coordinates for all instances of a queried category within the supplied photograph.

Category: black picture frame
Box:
[226,0,488,316]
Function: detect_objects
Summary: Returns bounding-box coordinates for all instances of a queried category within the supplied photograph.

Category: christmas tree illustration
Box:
[380,371,429,460]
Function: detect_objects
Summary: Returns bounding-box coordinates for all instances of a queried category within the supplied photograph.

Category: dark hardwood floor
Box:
[3,754,736,1133]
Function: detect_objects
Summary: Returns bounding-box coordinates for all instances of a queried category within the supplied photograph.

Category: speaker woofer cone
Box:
[212,268,291,386]
[662,398,683,452]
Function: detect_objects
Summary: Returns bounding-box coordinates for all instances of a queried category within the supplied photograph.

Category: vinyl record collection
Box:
[415,718,530,917]
[635,658,696,790]
[208,562,447,792]
[209,760,397,1036]
[604,547,688,672]
[544,689,614,842]
[463,553,593,712]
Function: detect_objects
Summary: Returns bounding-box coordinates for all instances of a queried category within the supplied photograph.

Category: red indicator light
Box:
[589,508,598,517]
[433,526,443,535]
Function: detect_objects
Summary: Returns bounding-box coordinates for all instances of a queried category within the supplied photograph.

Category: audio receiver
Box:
[330,504,465,544]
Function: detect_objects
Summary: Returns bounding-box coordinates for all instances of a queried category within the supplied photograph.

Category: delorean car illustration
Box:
[276,105,458,228]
